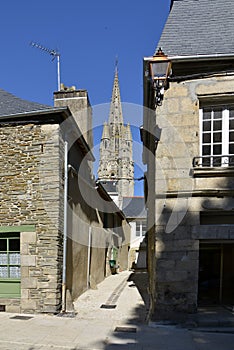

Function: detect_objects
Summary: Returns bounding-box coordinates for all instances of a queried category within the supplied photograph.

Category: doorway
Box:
[198,242,234,306]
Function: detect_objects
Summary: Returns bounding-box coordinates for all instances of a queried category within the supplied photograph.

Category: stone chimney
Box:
[54,85,93,150]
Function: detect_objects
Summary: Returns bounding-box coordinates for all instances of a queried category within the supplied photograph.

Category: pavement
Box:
[0,270,234,349]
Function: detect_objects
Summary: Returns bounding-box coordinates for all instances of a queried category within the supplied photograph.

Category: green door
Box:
[0,233,21,298]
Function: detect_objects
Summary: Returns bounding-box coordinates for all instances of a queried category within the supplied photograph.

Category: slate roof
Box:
[0,89,52,116]
[122,197,147,219]
[99,181,118,194]
[157,0,234,57]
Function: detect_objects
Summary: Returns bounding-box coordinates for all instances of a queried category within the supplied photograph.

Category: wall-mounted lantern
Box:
[148,48,171,106]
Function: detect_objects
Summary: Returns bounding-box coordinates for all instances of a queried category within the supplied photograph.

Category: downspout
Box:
[62,140,68,312]
[87,227,92,290]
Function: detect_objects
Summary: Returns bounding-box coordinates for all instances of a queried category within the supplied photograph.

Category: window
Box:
[136,222,141,236]
[0,233,20,279]
[135,221,146,237]
[199,106,234,167]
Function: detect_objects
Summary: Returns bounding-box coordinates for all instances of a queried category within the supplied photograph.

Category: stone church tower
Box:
[98,68,134,205]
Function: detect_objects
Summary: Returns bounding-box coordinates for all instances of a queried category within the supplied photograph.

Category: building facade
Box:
[0,88,130,313]
[98,69,134,205]
[143,0,234,320]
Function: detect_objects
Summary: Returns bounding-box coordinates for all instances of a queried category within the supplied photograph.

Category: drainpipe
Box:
[62,140,68,312]
[87,226,92,290]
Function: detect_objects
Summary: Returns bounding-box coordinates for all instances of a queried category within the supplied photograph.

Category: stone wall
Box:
[0,123,64,313]
[153,75,234,319]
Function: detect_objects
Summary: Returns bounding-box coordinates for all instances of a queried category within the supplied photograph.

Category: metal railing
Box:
[192,155,234,168]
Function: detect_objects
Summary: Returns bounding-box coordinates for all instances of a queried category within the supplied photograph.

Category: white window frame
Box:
[199,106,234,167]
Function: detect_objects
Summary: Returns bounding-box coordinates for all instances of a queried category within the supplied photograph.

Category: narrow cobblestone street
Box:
[73,270,149,326]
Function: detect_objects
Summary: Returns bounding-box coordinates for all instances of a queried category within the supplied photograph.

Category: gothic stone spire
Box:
[98,66,134,203]
[108,68,124,129]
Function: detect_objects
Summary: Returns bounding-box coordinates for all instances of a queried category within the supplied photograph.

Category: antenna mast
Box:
[30,41,61,91]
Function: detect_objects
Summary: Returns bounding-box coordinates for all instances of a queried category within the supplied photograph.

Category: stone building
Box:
[143,0,234,320]
[98,68,134,206]
[0,88,130,313]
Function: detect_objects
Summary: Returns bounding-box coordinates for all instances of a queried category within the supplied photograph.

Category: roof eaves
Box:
[0,106,95,161]
[169,53,234,62]
[0,106,70,120]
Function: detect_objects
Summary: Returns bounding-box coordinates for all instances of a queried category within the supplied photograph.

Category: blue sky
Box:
[0,0,171,195]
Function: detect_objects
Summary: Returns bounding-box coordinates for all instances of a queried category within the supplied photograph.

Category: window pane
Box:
[142,222,147,236]
[213,157,221,166]
[0,240,7,251]
[0,253,8,265]
[229,144,234,154]
[203,145,211,155]
[229,108,234,118]
[229,119,234,130]
[9,253,20,265]
[230,132,234,142]
[213,144,221,155]
[203,133,211,143]
[229,155,234,166]
[213,120,222,131]
[10,266,21,278]
[0,266,8,278]
[203,121,211,131]
[9,239,20,252]
[213,108,222,119]
[203,110,211,120]
[213,132,222,143]
[202,158,211,167]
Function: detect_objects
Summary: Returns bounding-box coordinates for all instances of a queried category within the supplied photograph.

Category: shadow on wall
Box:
[152,174,234,321]
[127,271,150,316]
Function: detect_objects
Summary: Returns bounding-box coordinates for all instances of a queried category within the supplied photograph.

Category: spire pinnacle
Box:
[115,55,118,73]
[108,62,123,127]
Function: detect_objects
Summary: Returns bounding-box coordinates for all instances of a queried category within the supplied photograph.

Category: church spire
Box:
[98,63,134,204]
[108,65,124,127]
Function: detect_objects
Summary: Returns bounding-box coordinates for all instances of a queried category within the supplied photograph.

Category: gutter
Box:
[169,53,234,63]
[144,53,234,63]
[0,106,69,120]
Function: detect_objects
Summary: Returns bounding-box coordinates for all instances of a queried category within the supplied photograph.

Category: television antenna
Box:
[30,41,61,91]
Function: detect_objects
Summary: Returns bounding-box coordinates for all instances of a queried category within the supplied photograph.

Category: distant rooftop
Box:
[122,197,147,219]
[157,0,234,57]
[0,89,52,116]
[99,181,118,194]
